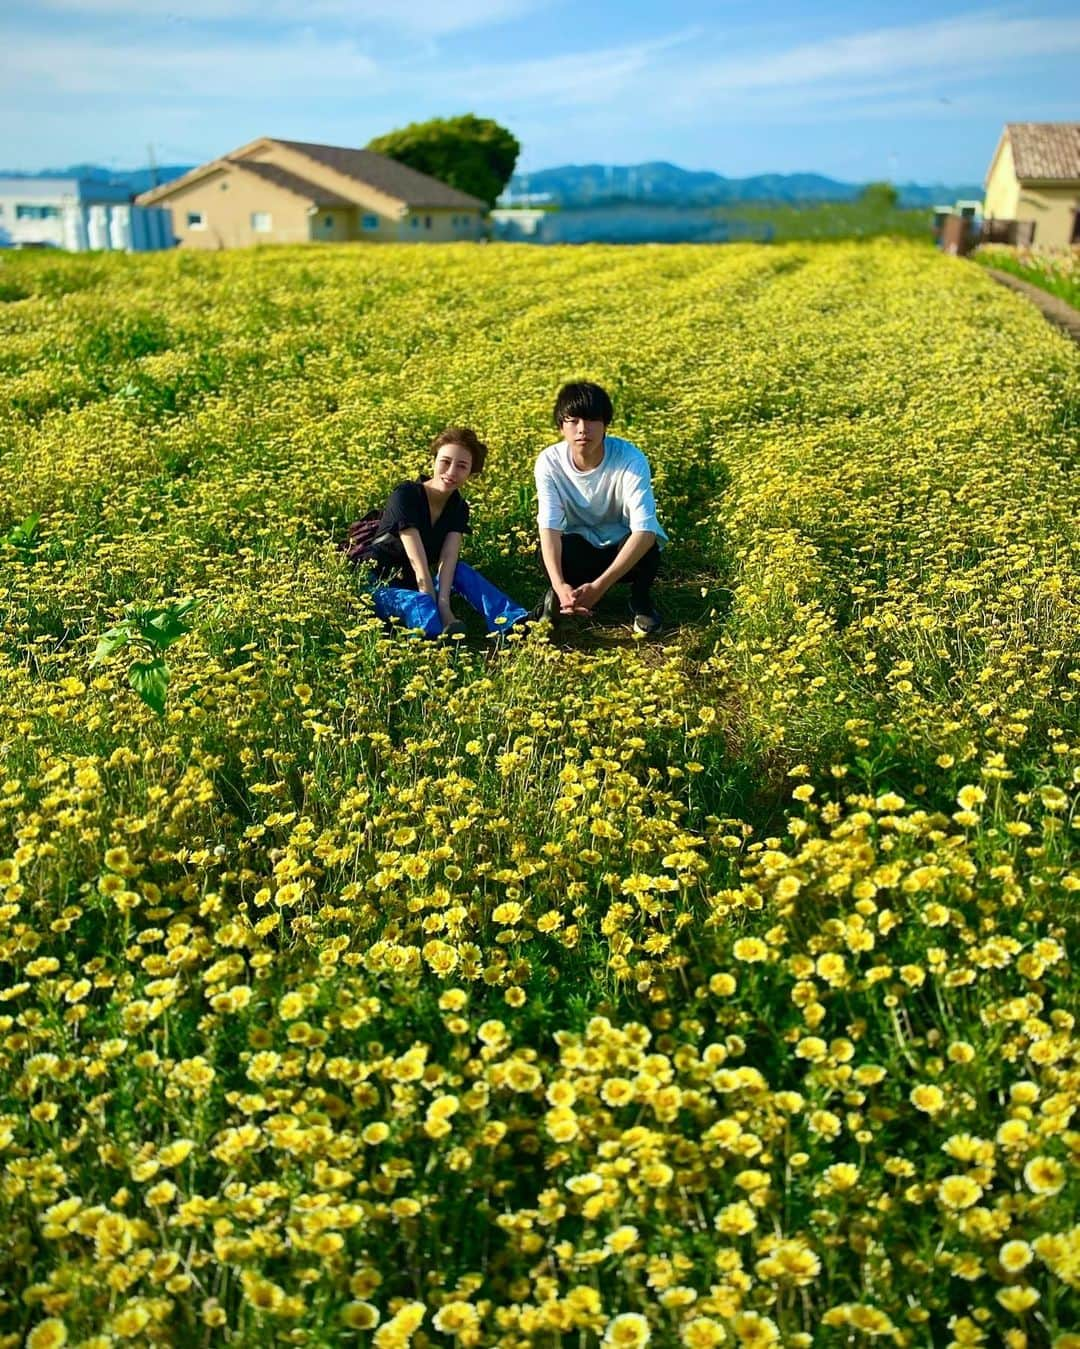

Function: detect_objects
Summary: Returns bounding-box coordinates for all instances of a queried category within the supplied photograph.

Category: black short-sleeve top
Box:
[366,479,471,588]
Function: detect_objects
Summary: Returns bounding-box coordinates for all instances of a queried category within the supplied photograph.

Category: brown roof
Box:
[270,139,486,209]
[1007,122,1080,182]
[232,159,354,207]
[136,161,228,205]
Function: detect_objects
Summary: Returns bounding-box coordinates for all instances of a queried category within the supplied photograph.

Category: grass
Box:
[974,243,1080,311]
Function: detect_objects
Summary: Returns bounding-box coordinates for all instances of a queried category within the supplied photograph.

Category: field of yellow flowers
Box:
[0,239,1077,1349]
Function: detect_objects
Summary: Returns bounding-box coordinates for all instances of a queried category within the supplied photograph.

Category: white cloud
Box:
[4,20,694,110]
[432,31,698,108]
[3,5,1076,175]
[677,12,1080,100]
[7,30,381,98]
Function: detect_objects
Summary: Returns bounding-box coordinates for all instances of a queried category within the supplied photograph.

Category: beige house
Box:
[136,137,487,249]
[983,123,1080,249]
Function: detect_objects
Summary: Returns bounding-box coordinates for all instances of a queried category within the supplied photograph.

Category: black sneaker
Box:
[631,600,662,636]
[539,588,562,628]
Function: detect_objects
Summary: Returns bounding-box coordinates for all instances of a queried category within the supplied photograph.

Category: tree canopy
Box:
[859,181,900,209]
[367,114,520,209]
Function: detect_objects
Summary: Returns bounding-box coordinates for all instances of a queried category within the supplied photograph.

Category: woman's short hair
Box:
[553,381,614,428]
[431,426,488,475]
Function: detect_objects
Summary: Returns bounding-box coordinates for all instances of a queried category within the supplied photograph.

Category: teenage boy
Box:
[535,381,667,633]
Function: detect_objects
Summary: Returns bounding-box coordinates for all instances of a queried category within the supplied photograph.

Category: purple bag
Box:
[341,510,385,565]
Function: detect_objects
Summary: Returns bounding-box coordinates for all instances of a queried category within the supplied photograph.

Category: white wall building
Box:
[0,177,175,251]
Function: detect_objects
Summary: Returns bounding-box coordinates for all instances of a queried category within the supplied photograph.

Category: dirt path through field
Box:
[984,266,1080,343]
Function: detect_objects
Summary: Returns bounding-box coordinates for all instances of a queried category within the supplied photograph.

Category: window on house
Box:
[362,214,379,230]
[411,217,419,229]
[424,215,432,230]
[187,211,206,229]
[324,216,334,229]
[16,204,60,219]
[251,211,272,233]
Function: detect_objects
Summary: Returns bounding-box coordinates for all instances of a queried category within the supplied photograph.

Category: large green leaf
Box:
[128,657,169,715]
[3,513,40,550]
[134,597,199,650]
[92,624,134,665]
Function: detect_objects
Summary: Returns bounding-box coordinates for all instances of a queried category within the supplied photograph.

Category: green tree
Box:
[859,181,899,209]
[367,114,520,209]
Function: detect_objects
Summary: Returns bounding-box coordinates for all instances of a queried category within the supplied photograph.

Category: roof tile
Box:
[232,159,355,207]
[270,139,486,209]
[1007,122,1080,182]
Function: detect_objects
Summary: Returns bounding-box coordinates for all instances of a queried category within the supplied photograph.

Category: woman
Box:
[359,428,528,639]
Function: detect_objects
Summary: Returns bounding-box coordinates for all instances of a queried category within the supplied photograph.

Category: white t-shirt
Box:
[535,435,668,549]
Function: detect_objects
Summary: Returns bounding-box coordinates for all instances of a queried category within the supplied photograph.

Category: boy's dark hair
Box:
[431,426,488,475]
[553,381,613,428]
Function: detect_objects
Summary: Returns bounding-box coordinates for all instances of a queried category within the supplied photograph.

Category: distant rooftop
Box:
[0,176,132,203]
[1006,122,1080,181]
[139,138,487,211]
[235,160,355,208]
[271,139,485,209]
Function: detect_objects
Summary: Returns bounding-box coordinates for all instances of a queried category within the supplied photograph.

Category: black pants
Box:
[546,533,661,607]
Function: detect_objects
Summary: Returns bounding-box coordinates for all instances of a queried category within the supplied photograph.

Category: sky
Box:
[1,0,1077,183]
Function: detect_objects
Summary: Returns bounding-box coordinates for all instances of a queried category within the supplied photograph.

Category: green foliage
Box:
[367,113,519,208]
[713,200,931,243]
[859,179,899,209]
[92,597,198,714]
[975,244,1080,311]
[2,512,40,553]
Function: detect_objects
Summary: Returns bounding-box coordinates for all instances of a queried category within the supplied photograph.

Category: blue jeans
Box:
[372,562,528,637]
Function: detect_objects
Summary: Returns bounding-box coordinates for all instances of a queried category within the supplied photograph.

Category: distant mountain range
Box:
[504,162,982,208]
[2,160,983,209]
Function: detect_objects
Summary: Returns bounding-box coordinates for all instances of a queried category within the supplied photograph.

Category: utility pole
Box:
[147,143,159,189]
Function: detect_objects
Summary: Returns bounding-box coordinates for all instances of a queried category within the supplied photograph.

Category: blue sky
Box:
[1,1,1077,182]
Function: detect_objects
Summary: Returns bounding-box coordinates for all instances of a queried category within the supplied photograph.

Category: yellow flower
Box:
[731,1311,780,1345]
[999,1240,1033,1273]
[111,1304,152,1336]
[732,937,768,963]
[605,1224,640,1254]
[1023,1156,1065,1195]
[603,1312,651,1347]
[682,1318,725,1347]
[27,1320,68,1349]
[996,1286,1039,1314]
[910,1083,946,1114]
[341,1302,380,1330]
[938,1174,983,1210]
[819,1163,860,1194]
[715,1201,757,1235]
[432,1302,481,1335]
